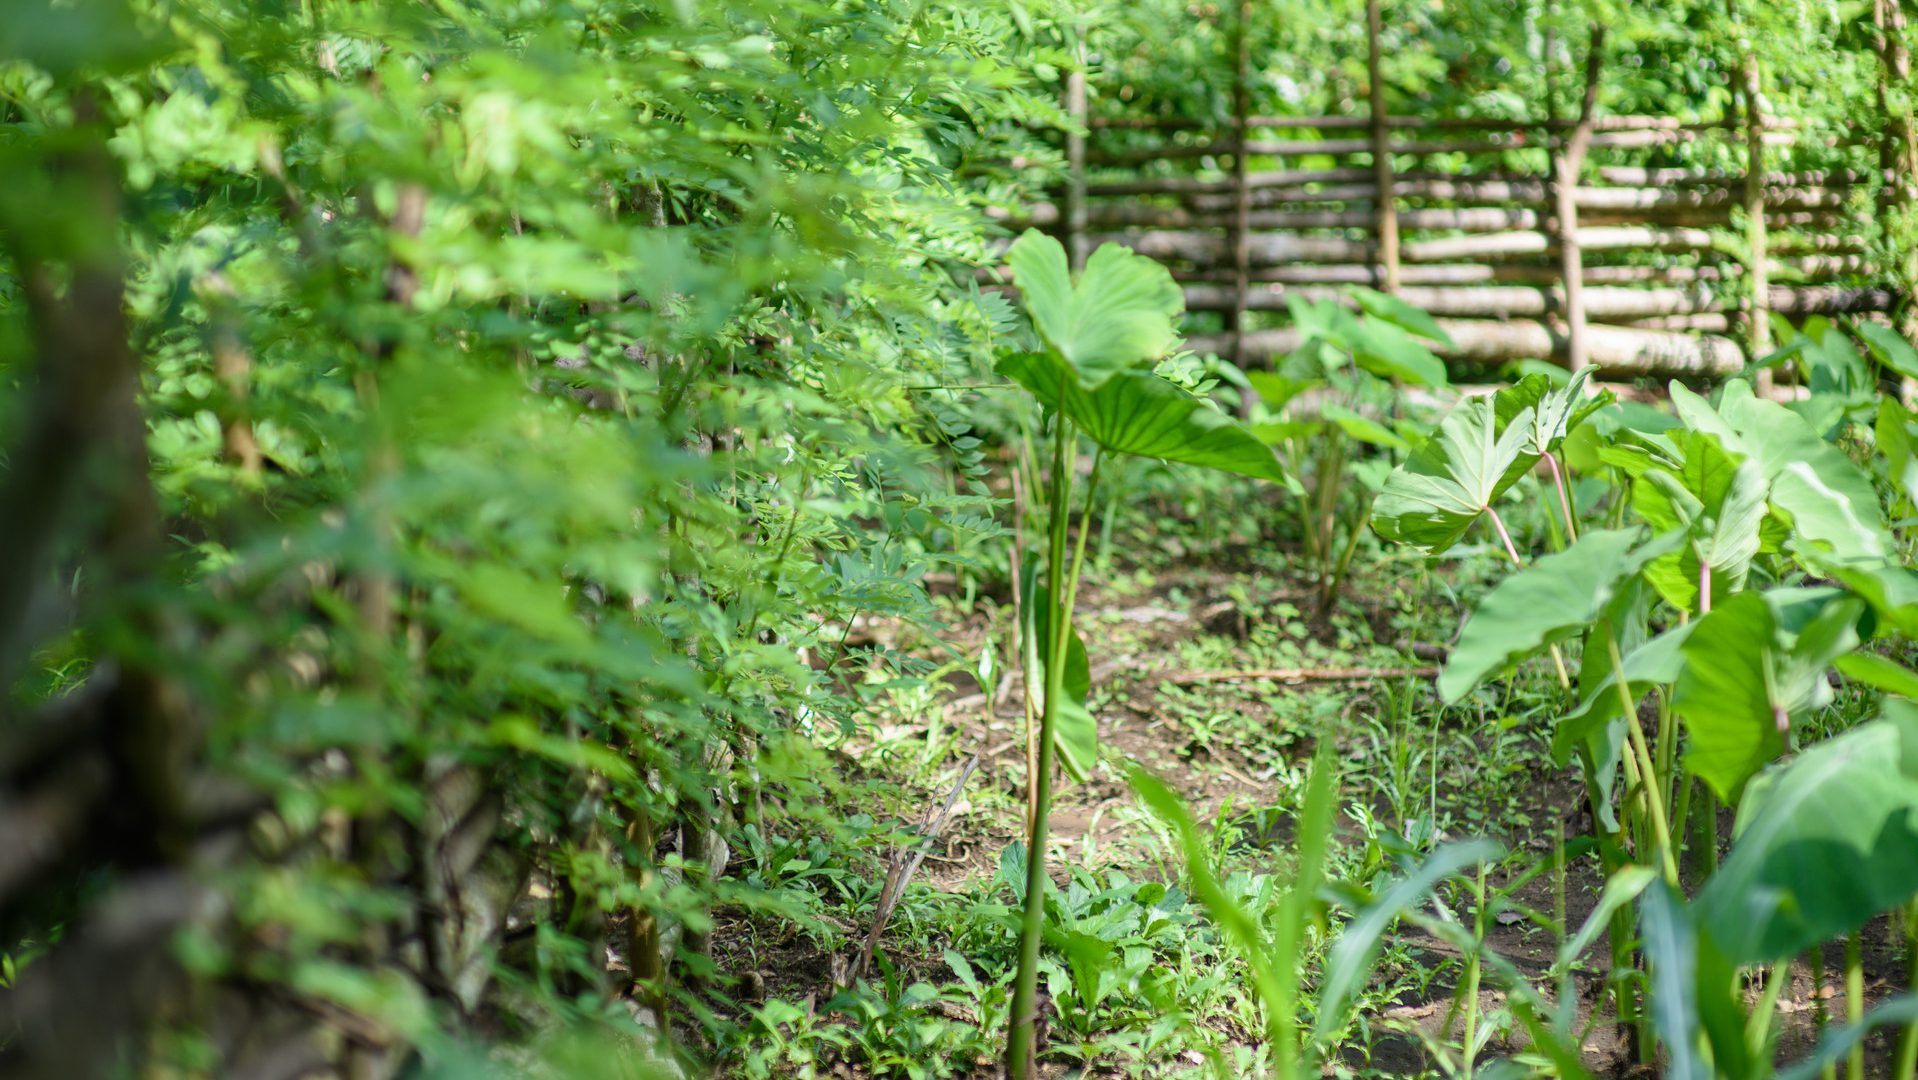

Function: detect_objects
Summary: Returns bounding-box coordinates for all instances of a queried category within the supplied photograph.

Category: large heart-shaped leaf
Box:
[1675,588,1867,802]
[1372,395,1537,555]
[1630,431,1769,615]
[1439,527,1673,703]
[999,351,1287,482]
[1494,366,1606,464]
[1673,379,1891,565]
[1694,703,1918,964]
[1006,230,1184,389]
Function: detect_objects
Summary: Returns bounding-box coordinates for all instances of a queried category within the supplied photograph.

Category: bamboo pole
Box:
[1064,36,1088,271]
[1737,8,1772,391]
[1367,0,1400,292]
[1552,26,1605,374]
[1229,0,1253,370]
[1875,0,1918,339]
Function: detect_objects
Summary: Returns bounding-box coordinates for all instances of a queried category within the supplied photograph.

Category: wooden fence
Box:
[1016,10,1905,380]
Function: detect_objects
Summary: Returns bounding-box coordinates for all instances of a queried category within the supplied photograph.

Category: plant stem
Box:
[1816,941,1836,1080]
[1612,635,1679,886]
[1553,816,1567,945]
[1671,774,1695,880]
[1896,898,1918,1080]
[1462,861,1488,1075]
[1848,929,1866,1080]
[1544,450,1579,542]
[1008,404,1077,1080]
[1486,505,1572,690]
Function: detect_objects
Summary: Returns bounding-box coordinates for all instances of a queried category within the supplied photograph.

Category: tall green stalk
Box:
[1008,409,1103,1080]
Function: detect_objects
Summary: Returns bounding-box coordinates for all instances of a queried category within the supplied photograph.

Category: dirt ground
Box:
[713,560,1914,1077]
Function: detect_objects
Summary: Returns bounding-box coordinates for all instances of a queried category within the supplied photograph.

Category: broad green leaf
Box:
[1796,317,1871,404]
[1834,652,1918,700]
[1773,460,1892,564]
[1875,397,1918,506]
[1705,381,1892,564]
[1817,557,1918,639]
[998,352,1287,483]
[1439,527,1667,703]
[1350,285,1453,348]
[1694,705,1918,964]
[1855,319,1918,381]
[1346,317,1448,388]
[1675,589,1866,802]
[1320,403,1409,451]
[1248,371,1315,411]
[1495,366,1606,463]
[1553,621,1696,767]
[1371,395,1537,555]
[1637,883,1713,1080]
[1639,882,1758,1080]
[1631,432,1768,614]
[1006,230,1183,388]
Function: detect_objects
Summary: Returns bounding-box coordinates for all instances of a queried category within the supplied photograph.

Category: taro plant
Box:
[1249,288,1451,613]
[995,229,1287,1078]
[1387,366,1918,1075]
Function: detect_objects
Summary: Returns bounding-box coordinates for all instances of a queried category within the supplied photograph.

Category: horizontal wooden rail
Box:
[1085,113,1802,133]
[1188,320,1746,376]
[1179,282,1896,317]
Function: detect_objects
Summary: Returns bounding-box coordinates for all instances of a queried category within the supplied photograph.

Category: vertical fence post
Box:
[1738,19,1772,392]
[1064,32,1088,272]
[1875,0,1918,340]
[1229,0,1253,371]
[1553,26,1604,374]
[1367,0,1400,294]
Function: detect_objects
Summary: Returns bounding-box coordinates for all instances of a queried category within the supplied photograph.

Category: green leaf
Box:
[1346,317,1449,388]
[1031,581,1097,783]
[1675,589,1866,802]
[1371,395,1537,555]
[1314,839,1502,1046]
[1817,557,1918,639]
[1689,379,1892,564]
[1495,366,1606,463]
[1855,319,1918,381]
[1631,432,1769,614]
[1350,285,1453,348]
[1006,230,1184,388]
[1834,652,1918,700]
[1694,704,1918,964]
[998,353,1287,482]
[1554,621,1697,767]
[1638,883,1754,1080]
[1439,527,1668,703]
[1320,403,1410,451]
[1637,883,1712,1080]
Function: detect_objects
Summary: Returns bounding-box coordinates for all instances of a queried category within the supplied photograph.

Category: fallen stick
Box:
[1167,665,1438,686]
[851,755,979,980]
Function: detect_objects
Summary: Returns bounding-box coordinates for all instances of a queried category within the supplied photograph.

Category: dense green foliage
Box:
[5,0,1918,1078]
